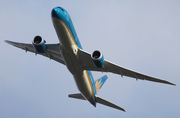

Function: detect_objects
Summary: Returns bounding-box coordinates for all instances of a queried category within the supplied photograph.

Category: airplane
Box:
[5,6,175,112]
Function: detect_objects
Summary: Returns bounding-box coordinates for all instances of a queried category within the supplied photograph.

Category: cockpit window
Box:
[58,7,64,12]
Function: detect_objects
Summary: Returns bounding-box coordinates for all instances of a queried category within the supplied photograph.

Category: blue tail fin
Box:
[95,75,108,94]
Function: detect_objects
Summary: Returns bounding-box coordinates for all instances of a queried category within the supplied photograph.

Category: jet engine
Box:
[32,36,46,53]
[91,50,104,68]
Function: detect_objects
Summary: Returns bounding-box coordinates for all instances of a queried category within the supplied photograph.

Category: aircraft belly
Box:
[60,47,93,100]
[52,17,74,49]
[52,17,94,101]
[73,71,93,100]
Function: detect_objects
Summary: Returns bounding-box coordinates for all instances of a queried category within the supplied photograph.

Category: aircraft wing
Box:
[5,40,65,65]
[78,49,175,86]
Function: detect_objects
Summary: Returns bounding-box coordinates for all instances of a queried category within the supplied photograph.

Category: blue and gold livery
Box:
[95,75,108,93]
[52,7,97,106]
[52,7,82,49]
[5,6,175,112]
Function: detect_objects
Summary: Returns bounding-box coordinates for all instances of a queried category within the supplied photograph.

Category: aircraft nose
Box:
[51,7,64,18]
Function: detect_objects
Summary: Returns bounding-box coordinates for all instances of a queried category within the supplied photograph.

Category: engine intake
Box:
[32,36,46,53]
[91,50,104,68]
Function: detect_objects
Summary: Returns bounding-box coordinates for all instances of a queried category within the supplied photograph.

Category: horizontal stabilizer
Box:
[68,93,125,112]
[68,93,86,100]
[96,96,125,112]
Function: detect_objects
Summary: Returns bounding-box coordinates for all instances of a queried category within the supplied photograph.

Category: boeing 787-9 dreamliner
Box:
[5,7,175,112]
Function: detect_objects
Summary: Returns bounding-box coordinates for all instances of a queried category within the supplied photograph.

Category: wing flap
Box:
[5,40,65,65]
[78,48,175,86]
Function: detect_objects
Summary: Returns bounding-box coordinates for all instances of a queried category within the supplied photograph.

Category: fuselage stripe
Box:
[54,17,95,103]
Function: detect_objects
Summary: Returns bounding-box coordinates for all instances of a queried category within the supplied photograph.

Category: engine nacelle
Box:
[32,36,46,53]
[91,50,104,68]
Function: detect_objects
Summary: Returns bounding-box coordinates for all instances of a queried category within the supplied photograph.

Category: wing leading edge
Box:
[78,49,175,86]
[5,40,65,65]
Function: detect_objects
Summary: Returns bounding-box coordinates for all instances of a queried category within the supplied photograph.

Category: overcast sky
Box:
[0,0,180,118]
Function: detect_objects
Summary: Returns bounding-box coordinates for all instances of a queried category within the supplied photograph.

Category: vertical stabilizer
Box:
[95,75,108,94]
